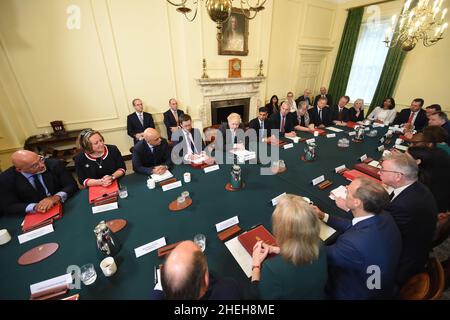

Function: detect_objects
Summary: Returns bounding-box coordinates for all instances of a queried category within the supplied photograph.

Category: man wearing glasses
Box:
[0,150,78,216]
[379,153,437,288]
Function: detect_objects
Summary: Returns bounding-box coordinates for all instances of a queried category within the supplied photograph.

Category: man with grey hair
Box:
[380,153,437,287]
[314,178,401,299]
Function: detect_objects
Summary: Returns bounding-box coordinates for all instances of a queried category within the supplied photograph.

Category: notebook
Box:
[88,180,119,204]
[22,203,63,233]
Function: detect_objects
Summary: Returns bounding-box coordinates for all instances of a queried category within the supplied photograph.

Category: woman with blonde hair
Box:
[349,98,365,122]
[251,194,327,299]
[74,129,126,187]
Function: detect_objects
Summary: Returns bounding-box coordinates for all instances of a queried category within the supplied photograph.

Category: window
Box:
[346,18,391,104]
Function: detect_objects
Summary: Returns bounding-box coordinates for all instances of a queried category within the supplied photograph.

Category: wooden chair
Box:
[399,256,445,300]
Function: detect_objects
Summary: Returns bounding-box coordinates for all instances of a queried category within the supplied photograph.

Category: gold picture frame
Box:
[218,8,249,56]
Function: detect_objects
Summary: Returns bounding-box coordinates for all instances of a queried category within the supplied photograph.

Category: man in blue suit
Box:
[127,98,155,144]
[132,128,173,175]
[315,177,402,299]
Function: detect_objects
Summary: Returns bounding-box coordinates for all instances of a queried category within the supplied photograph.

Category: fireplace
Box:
[211,98,250,125]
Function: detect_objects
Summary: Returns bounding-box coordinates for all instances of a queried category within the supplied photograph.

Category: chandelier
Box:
[384,0,448,51]
[166,0,266,38]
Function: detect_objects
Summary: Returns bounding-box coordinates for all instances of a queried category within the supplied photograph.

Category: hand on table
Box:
[100,175,113,187]
[152,166,168,175]
[36,195,60,213]
[311,205,326,220]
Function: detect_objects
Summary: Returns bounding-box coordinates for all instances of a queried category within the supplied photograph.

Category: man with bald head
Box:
[0,150,78,216]
[132,128,173,175]
[163,98,184,140]
[153,240,240,300]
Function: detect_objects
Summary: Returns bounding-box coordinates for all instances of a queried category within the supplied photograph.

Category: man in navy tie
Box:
[0,150,78,216]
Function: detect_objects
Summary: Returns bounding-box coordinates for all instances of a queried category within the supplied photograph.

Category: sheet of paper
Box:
[216,216,240,232]
[284,136,300,143]
[306,138,315,144]
[135,237,166,258]
[334,164,346,173]
[368,160,380,168]
[224,236,252,278]
[326,127,344,132]
[30,273,72,295]
[271,192,286,206]
[151,171,173,183]
[329,185,347,201]
[348,131,356,136]
[204,164,220,173]
[283,143,294,150]
[92,202,118,214]
[394,144,408,151]
[18,224,54,244]
[162,180,182,192]
[154,268,162,291]
[372,122,385,128]
[320,221,336,242]
[312,175,325,186]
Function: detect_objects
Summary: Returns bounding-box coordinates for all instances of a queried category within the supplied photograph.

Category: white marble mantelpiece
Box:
[197,77,266,127]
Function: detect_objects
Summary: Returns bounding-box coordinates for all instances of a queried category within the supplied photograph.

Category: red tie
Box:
[281,115,285,133]
[407,112,415,124]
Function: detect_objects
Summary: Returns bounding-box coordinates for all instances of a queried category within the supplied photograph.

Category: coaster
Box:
[18,243,59,266]
[271,166,287,174]
[106,219,127,233]
[169,197,193,211]
[225,182,246,191]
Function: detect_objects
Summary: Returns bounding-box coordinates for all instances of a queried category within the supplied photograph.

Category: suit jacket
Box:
[248,117,272,139]
[163,109,184,140]
[349,107,365,122]
[308,106,332,127]
[326,213,402,300]
[132,139,173,175]
[295,95,312,106]
[171,128,205,163]
[314,94,333,108]
[216,123,246,151]
[393,108,428,131]
[0,159,78,216]
[441,121,450,144]
[330,105,350,123]
[127,112,155,144]
[385,181,437,286]
[269,112,297,136]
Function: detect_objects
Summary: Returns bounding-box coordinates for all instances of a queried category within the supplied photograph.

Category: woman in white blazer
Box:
[367,97,397,125]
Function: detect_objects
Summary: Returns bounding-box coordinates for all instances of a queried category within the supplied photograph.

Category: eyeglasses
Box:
[379,168,404,175]
[26,155,45,170]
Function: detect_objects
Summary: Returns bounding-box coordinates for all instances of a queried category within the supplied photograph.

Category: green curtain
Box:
[368,40,407,114]
[327,7,364,103]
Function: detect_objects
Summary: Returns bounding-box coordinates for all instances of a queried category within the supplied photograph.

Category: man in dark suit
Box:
[380,153,437,287]
[127,98,155,144]
[313,86,333,108]
[269,102,297,137]
[171,114,213,165]
[216,113,246,152]
[0,150,78,216]
[330,96,351,126]
[152,241,241,300]
[248,107,272,141]
[393,98,428,131]
[428,111,450,144]
[132,128,173,175]
[315,177,402,299]
[308,96,332,127]
[295,89,313,107]
[163,98,184,140]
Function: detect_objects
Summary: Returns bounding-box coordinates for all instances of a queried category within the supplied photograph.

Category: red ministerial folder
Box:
[23,203,63,232]
[237,225,277,258]
[354,163,381,179]
[342,169,381,184]
[309,129,326,136]
[88,180,119,204]
[346,121,357,129]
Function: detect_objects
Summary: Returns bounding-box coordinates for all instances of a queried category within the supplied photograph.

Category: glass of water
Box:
[193,234,206,252]
[119,185,128,199]
[80,263,97,286]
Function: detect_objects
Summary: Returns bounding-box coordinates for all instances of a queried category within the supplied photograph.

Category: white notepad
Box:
[151,171,173,183]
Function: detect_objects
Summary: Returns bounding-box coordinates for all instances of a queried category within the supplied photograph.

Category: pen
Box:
[154,266,158,285]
